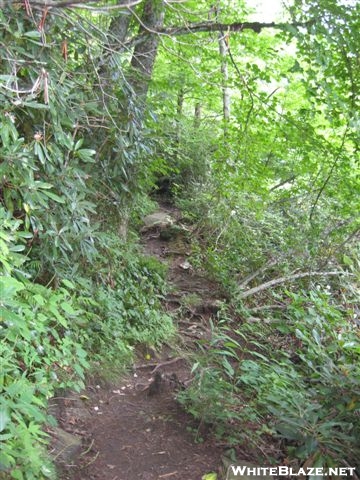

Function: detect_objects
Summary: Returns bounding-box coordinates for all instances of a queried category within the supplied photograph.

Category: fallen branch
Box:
[179,331,203,340]
[249,304,287,312]
[239,271,349,299]
[151,357,185,374]
[135,357,185,373]
[136,362,161,370]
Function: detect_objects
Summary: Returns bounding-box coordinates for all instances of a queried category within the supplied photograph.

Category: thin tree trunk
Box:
[218,31,230,135]
[177,87,184,117]
[194,102,201,128]
[175,86,184,154]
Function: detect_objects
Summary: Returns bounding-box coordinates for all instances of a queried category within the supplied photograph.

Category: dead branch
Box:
[151,357,185,374]
[2,0,142,9]
[239,271,351,299]
[157,20,314,36]
[249,304,287,313]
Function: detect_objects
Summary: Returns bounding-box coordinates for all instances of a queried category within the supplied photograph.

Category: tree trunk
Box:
[101,0,133,82]
[110,1,133,45]
[130,0,165,103]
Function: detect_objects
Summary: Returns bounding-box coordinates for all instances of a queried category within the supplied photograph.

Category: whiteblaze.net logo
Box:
[226,465,357,478]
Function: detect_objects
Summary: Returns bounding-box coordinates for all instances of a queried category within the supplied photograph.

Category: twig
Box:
[84,450,99,467]
[159,472,178,478]
[179,330,204,339]
[321,226,360,267]
[177,320,199,326]
[309,124,349,223]
[80,439,94,456]
[341,459,359,480]
[136,362,162,370]
[270,175,296,191]
[8,0,143,9]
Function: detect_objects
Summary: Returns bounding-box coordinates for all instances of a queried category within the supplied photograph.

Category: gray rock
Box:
[142,212,174,231]
[50,427,82,464]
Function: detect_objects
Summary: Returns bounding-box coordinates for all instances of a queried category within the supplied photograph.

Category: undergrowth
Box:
[176,194,360,470]
[0,208,174,479]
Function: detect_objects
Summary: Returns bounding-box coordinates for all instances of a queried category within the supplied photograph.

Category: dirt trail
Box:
[57,202,227,480]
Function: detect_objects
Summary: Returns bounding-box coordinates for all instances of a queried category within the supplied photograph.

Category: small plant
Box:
[181,293,203,310]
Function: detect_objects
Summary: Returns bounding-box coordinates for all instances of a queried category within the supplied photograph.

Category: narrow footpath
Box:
[56,202,229,480]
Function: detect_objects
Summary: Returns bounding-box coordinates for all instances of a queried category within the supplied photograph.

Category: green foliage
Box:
[148,115,216,194]
[0,6,174,478]
[79,234,174,370]
[247,291,360,466]
[0,10,101,280]
[0,220,173,478]
[149,1,359,467]
[0,209,89,479]
[178,287,360,466]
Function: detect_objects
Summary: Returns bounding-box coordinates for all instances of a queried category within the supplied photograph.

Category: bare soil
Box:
[56,201,229,480]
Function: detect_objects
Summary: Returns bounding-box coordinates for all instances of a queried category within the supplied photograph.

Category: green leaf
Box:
[0,276,25,299]
[76,148,96,163]
[60,301,77,315]
[10,468,24,479]
[276,422,304,441]
[33,294,45,306]
[312,329,321,345]
[34,142,45,164]
[8,245,25,252]
[202,473,217,480]
[74,138,84,150]
[223,358,235,378]
[0,450,14,469]
[0,306,23,324]
[342,254,352,266]
[42,191,66,203]
[61,279,75,289]
[35,182,53,190]
[23,102,49,110]
[23,31,41,39]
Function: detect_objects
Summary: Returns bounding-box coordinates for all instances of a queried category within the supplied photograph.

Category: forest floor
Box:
[54,200,233,480]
